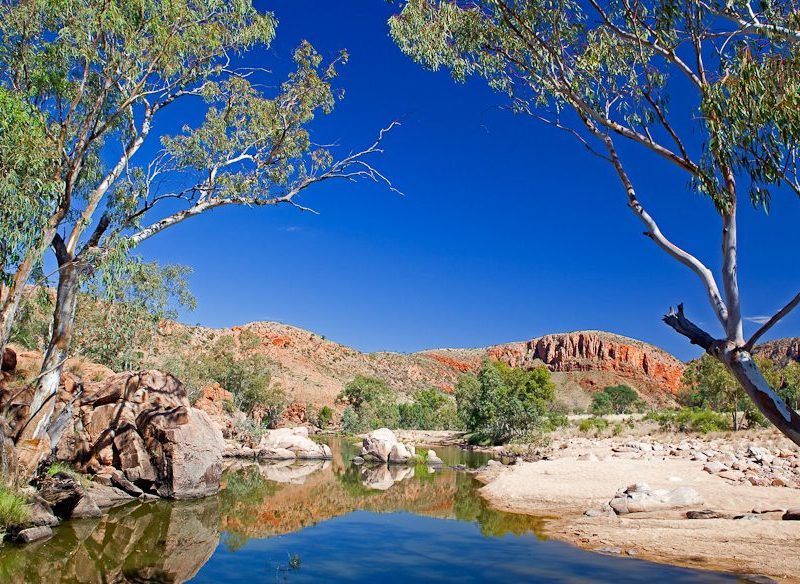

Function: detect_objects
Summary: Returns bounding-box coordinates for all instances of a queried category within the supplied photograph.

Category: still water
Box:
[0,438,740,583]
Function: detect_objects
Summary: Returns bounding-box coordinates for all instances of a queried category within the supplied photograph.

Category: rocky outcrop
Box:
[754,337,800,366]
[486,332,685,396]
[8,370,226,499]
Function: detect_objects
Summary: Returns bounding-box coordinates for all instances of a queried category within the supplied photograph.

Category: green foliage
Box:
[317,405,334,428]
[578,417,609,434]
[0,87,59,286]
[591,385,643,416]
[9,287,53,350]
[341,406,365,434]
[339,375,394,410]
[156,331,283,423]
[337,375,399,431]
[398,387,460,430]
[390,0,800,211]
[0,486,29,531]
[73,260,196,371]
[757,357,800,412]
[681,355,753,430]
[455,360,556,444]
[645,408,731,434]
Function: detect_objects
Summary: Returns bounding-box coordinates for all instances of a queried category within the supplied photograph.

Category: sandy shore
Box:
[477,438,800,582]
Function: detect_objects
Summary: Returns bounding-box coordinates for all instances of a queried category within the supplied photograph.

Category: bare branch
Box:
[662,304,716,350]
[744,292,800,352]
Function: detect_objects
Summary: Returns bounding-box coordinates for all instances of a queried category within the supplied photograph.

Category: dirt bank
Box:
[478,437,800,582]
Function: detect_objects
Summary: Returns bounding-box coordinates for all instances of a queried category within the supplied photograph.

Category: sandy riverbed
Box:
[477,440,800,582]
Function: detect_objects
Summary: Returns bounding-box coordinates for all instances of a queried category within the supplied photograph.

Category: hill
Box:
[149,322,686,410]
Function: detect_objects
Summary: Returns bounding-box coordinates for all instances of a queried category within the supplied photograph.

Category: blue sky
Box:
[134,1,799,361]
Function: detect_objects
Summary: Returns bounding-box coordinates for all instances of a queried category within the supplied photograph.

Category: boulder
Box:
[258,427,332,460]
[360,428,399,462]
[143,408,225,499]
[85,481,135,508]
[20,370,229,499]
[37,472,101,520]
[28,497,58,527]
[388,442,414,464]
[193,383,237,438]
[11,526,52,544]
[610,484,703,514]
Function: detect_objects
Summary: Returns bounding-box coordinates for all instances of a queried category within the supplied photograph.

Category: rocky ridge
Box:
[152,322,688,408]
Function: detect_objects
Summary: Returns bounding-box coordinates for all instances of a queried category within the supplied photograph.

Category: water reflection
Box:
[0,439,738,583]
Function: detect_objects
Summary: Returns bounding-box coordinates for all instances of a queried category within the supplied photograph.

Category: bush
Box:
[341,406,365,434]
[578,417,609,433]
[455,360,556,444]
[397,387,460,430]
[645,408,731,433]
[0,486,30,531]
[317,406,334,428]
[591,385,643,415]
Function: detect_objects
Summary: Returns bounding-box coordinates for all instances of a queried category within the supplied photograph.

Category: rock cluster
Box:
[358,428,438,465]
[611,438,800,488]
[224,427,332,461]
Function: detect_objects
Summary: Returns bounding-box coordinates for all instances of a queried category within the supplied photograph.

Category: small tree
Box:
[1,2,395,443]
[391,0,800,445]
[455,360,555,444]
[592,385,642,416]
[681,355,750,430]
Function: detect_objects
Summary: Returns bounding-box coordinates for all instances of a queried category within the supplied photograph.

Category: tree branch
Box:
[744,292,800,352]
[662,304,716,350]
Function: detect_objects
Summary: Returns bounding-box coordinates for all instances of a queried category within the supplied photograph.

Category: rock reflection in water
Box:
[0,498,220,583]
[0,439,543,583]
[358,463,415,490]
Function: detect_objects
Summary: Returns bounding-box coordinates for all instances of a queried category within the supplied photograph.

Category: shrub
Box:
[338,375,394,410]
[0,486,30,531]
[397,387,460,430]
[645,408,731,433]
[341,406,365,434]
[317,406,334,428]
[591,385,643,415]
[578,417,609,433]
[455,360,556,444]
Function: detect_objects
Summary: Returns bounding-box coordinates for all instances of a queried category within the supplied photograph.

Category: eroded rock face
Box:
[486,331,685,395]
[23,370,227,499]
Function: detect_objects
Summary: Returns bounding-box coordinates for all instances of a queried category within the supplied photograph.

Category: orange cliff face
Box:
[426,332,685,402]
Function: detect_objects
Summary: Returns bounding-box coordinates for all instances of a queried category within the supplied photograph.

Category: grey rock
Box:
[686,509,725,519]
[12,526,52,543]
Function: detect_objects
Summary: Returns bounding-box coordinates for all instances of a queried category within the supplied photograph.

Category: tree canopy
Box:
[390,0,800,444]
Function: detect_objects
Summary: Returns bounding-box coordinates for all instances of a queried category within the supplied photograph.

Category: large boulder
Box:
[361,428,400,463]
[142,408,226,499]
[609,483,703,515]
[258,427,332,460]
[360,428,430,464]
[38,370,226,499]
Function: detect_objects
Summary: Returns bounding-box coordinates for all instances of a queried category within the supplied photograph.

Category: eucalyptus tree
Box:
[1,0,395,442]
[390,0,800,444]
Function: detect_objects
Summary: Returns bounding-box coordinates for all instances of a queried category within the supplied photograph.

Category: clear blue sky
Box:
[135,1,799,361]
